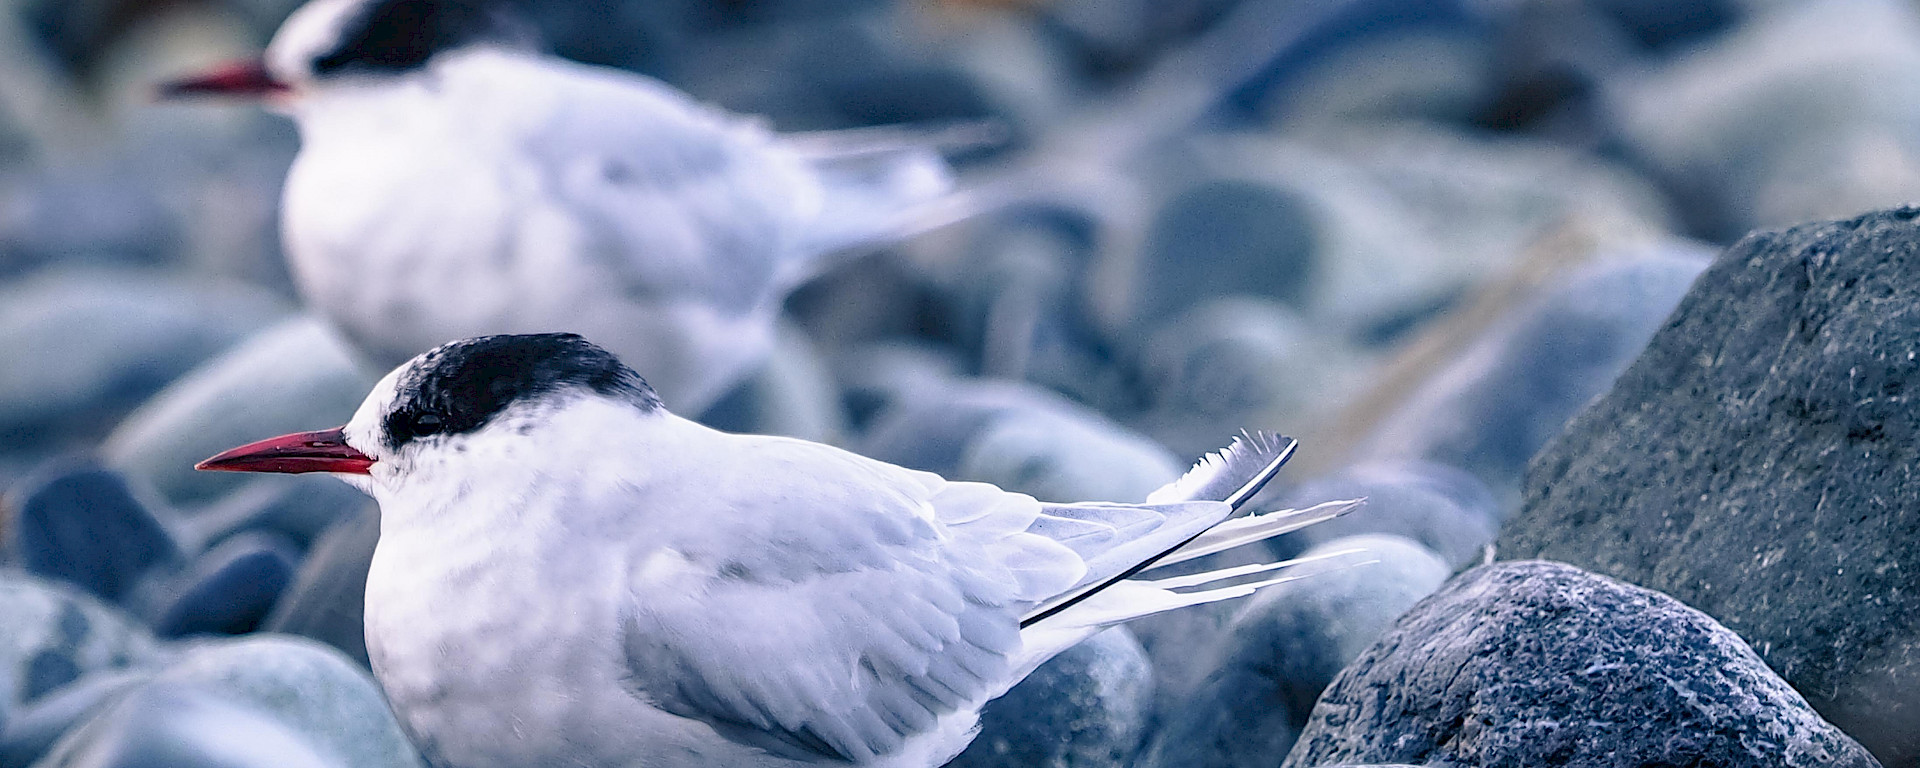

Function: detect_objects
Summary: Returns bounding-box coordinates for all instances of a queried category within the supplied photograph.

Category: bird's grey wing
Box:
[514,59,817,314]
[618,440,1081,763]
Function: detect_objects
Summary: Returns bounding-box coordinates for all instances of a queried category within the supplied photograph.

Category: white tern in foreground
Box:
[198,333,1359,768]
[160,0,975,414]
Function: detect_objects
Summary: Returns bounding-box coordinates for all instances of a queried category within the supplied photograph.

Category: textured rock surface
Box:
[1141,536,1449,768]
[1284,561,1880,768]
[946,628,1152,768]
[1504,207,1920,765]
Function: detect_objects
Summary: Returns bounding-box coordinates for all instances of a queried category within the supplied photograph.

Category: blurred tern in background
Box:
[160,0,987,414]
[197,333,1362,768]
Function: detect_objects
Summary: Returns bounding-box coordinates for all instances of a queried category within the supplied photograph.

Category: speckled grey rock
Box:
[31,635,421,768]
[263,507,380,667]
[0,268,286,453]
[1282,561,1880,768]
[1356,245,1710,507]
[1273,462,1498,569]
[1504,207,1920,766]
[102,316,377,508]
[1142,536,1448,768]
[945,628,1151,768]
[3,459,182,603]
[0,574,168,728]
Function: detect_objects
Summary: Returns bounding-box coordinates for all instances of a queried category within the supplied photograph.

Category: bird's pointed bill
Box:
[157,59,288,99]
[196,427,373,475]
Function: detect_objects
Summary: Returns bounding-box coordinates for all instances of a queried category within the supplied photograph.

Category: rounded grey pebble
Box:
[945,628,1152,768]
[1274,462,1499,569]
[1140,536,1449,768]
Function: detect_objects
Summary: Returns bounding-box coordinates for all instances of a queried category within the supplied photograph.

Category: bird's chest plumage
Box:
[363,524,657,768]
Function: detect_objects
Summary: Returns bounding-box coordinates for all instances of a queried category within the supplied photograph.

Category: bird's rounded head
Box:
[158,0,531,102]
[196,333,663,498]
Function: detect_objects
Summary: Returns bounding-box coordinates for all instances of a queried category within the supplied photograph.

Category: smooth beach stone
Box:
[1616,0,1920,238]
[0,268,286,452]
[39,636,426,768]
[1141,536,1448,768]
[862,377,1180,503]
[1355,246,1710,507]
[28,681,343,768]
[102,316,377,508]
[263,507,380,667]
[4,459,182,603]
[0,573,168,726]
[946,628,1152,768]
[148,532,301,638]
[1272,462,1499,569]
[0,668,152,767]
[174,474,369,553]
[1132,296,1360,458]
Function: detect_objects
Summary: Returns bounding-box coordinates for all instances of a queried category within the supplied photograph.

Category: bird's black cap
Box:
[311,0,532,77]
[384,333,659,448]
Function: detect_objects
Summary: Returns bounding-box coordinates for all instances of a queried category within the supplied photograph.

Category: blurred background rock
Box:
[0,0,1910,765]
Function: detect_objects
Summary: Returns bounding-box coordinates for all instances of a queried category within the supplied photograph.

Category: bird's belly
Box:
[363,541,734,768]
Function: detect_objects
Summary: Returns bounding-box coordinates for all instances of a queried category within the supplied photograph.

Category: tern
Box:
[161,0,977,414]
[197,333,1358,768]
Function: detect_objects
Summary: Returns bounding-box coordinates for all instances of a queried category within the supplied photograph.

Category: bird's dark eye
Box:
[413,413,444,435]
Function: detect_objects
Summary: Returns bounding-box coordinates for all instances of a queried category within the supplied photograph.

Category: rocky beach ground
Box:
[0,0,1914,766]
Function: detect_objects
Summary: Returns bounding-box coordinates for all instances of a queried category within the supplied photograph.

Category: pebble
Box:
[3,459,182,603]
[1273,462,1499,569]
[32,636,423,768]
[1132,296,1359,458]
[146,531,301,638]
[1141,536,1448,768]
[1284,561,1879,768]
[27,681,340,768]
[947,628,1152,768]
[861,377,1180,503]
[1617,0,1920,238]
[262,507,381,667]
[0,268,287,454]
[0,573,168,728]
[101,316,377,508]
[696,321,847,444]
[1356,244,1710,506]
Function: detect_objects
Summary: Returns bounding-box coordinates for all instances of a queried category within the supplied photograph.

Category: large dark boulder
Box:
[1502,206,1920,765]
[1283,561,1879,768]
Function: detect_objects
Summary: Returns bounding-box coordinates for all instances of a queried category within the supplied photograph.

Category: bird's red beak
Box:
[157,59,288,99]
[196,427,374,475]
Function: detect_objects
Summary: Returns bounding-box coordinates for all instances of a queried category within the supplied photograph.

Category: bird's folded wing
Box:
[617,439,1084,763]
[517,59,812,313]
